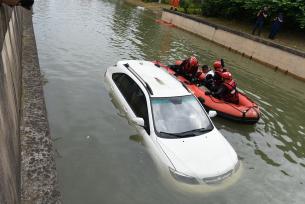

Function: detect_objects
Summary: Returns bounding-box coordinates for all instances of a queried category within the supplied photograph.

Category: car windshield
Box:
[151,95,213,138]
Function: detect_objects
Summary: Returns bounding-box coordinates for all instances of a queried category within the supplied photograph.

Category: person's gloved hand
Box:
[190,77,197,83]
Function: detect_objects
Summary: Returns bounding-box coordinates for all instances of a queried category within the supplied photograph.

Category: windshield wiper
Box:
[159,131,184,138]
[178,127,212,136]
[159,127,212,138]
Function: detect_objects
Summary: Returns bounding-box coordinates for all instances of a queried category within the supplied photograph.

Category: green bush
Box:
[187,7,201,15]
[180,0,191,13]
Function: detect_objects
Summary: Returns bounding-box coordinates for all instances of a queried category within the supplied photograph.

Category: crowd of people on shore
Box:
[169,56,239,104]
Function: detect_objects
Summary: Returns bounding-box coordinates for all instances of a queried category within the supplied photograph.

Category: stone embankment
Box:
[162,9,305,81]
[0,5,60,204]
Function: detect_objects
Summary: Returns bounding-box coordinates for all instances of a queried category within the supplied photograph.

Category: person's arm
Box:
[257,10,261,17]
[213,71,222,81]
[212,85,226,97]
[173,59,187,74]
[262,9,268,18]
[180,59,188,67]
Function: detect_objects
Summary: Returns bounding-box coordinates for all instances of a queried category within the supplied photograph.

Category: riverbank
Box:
[0,5,60,204]
[190,15,305,53]
[124,0,305,53]
[21,9,61,204]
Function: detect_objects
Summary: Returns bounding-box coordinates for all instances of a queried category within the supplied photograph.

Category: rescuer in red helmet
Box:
[203,59,228,91]
[206,72,239,104]
[174,56,199,82]
[213,60,222,70]
[182,56,199,77]
[195,64,210,86]
[213,60,227,86]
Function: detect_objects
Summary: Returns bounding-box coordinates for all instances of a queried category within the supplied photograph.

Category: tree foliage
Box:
[199,0,305,29]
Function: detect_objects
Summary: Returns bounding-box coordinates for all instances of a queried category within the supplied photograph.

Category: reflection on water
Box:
[34,0,305,203]
[129,134,144,144]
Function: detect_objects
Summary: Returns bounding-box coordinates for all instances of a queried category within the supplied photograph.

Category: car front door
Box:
[112,73,150,134]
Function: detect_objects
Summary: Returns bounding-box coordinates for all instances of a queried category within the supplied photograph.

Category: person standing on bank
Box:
[268,13,284,39]
[252,7,268,36]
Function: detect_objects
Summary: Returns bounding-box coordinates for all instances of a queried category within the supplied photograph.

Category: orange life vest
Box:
[181,59,198,76]
[223,80,239,103]
[170,0,180,8]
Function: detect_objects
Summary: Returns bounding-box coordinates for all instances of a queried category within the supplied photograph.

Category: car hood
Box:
[157,129,238,178]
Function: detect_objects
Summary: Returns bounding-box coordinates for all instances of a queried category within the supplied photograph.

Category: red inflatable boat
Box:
[154,61,261,123]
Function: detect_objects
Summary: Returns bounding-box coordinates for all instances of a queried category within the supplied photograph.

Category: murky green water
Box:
[33,0,305,203]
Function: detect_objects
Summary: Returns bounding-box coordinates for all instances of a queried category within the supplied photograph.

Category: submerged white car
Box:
[105,60,240,184]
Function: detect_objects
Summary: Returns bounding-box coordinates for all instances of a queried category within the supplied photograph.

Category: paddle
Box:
[221,59,225,67]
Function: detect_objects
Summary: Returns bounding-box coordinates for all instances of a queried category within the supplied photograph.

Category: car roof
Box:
[117,60,191,97]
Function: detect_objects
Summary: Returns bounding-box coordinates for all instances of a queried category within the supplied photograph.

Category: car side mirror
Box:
[131,117,145,127]
[208,110,217,118]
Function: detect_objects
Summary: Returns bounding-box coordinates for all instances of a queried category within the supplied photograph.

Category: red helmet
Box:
[189,56,198,67]
[213,60,222,70]
[222,72,232,80]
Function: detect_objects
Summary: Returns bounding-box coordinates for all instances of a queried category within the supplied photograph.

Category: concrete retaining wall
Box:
[20,9,61,204]
[0,5,60,204]
[161,10,305,80]
[0,5,23,204]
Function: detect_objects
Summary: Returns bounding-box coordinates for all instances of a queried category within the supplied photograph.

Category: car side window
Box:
[112,73,150,134]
